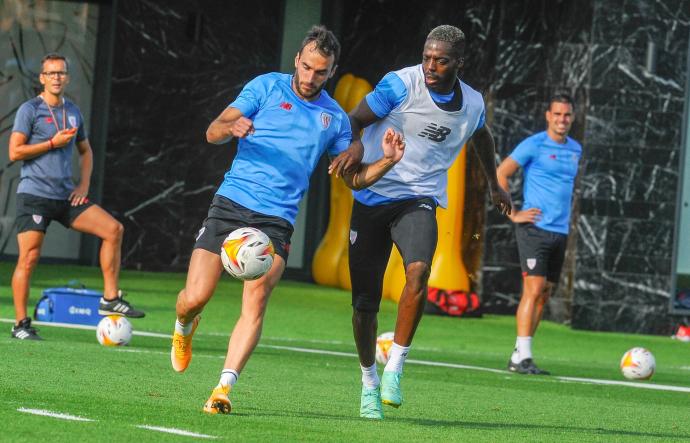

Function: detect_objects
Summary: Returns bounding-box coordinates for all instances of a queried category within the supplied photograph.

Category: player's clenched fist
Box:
[229,116,255,138]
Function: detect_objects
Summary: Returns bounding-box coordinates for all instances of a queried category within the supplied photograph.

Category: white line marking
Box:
[17,408,94,422]
[136,425,217,439]
[5,318,690,394]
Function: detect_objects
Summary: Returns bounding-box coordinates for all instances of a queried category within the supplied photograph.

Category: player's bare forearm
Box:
[341,128,405,190]
[206,107,253,144]
[471,125,501,192]
[77,140,93,189]
[9,132,50,161]
[471,125,512,215]
[341,157,397,190]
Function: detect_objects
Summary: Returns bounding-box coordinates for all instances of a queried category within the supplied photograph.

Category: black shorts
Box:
[16,193,93,234]
[515,223,568,283]
[349,197,438,312]
[193,195,293,260]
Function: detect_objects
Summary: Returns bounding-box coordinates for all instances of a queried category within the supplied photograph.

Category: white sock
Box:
[175,319,193,335]
[218,369,239,388]
[361,363,380,389]
[517,336,532,362]
[384,342,410,374]
[510,338,520,364]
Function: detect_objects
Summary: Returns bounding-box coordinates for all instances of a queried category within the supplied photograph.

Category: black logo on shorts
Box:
[418,123,451,142]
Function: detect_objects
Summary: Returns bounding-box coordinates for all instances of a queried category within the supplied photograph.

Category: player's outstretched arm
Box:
[340,128,404,191]
[470,125,512,216]
[329,99,381,177]
[206,106,254,145]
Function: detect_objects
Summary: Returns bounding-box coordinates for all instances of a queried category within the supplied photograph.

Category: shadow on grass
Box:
[236,409,687,439]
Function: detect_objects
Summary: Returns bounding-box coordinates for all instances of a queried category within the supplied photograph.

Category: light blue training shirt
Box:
[217,73,352,225]
[510,131,582,234]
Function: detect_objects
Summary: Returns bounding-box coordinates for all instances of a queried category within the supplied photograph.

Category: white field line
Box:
[135,425,217,439]
[5,318,690,394]
[17,408,94,422]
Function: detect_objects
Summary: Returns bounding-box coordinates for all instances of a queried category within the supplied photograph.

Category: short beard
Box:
[293,72,324,99]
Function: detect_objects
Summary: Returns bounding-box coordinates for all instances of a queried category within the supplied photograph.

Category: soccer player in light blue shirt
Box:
[497,93,582,375]
[170,26,406,415]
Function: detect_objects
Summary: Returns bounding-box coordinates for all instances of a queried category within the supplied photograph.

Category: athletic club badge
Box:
[349,229,357,245]
[68,115,77,128]
[32,215,43,225]
[526,258,536,270]
[321,112,331,129]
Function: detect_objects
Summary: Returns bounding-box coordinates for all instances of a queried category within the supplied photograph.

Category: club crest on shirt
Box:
[349,229,357,245]
[526,258,536,270]
[32,215,43,225]
[68,115,77,128]
[321,112,331,129]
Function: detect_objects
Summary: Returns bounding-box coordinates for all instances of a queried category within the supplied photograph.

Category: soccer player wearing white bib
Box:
[346,25,512,419]
[498,94,581,375]
[170,26,405,415]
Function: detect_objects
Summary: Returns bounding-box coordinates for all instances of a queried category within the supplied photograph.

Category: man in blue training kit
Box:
[346,25,512,419]
[170,25,406,414]
[497,93,582,375]
[8,53,144,340]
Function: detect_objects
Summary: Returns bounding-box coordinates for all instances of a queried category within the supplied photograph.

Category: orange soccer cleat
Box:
[170,315,200,373]
[203,385,232,415]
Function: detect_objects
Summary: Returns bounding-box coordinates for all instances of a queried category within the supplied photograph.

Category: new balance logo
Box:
[418,123,451,142]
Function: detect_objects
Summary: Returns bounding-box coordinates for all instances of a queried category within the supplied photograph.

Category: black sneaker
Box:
[507,358,550,375]
[98,290,145,318]
[11,317,43,340]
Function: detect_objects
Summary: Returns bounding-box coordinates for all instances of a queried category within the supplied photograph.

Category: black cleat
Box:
[98,290,145,318]
[507,358,550,375]
[11,317,43,340]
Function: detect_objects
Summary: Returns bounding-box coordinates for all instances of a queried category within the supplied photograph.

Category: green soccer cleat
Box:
[381,371,403,408]
[360,385,383,419]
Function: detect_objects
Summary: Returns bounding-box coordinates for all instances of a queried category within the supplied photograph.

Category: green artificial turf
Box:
[1,262,689,442]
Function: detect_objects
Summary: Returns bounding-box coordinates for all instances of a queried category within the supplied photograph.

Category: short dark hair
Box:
[549,92,575,111]
[426,25,465,57]
[41,53,69,71]
[299,25,340,64]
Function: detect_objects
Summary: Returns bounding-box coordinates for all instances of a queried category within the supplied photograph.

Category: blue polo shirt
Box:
[217,73,352,225]
[12,97,86,200]
[510,131,582,234]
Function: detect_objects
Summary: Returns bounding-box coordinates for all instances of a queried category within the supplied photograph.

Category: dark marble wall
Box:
[103,0,282,270]
[335,0,689,333]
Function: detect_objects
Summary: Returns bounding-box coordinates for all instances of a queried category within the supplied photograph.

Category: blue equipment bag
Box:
[34,282,104,326]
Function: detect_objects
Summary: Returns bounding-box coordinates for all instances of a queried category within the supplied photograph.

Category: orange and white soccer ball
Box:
[620,347,655,380]
[96,315,132,346]
[375,331,395,365]
[221,227,275,281]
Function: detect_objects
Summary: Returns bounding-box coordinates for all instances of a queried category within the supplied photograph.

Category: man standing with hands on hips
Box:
[8,53,145,340]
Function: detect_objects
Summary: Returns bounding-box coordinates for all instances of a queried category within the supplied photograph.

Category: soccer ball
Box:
[375,331,395,365]
[620,347,655,380]
[220,227,275,280]
[96,315,132,346]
